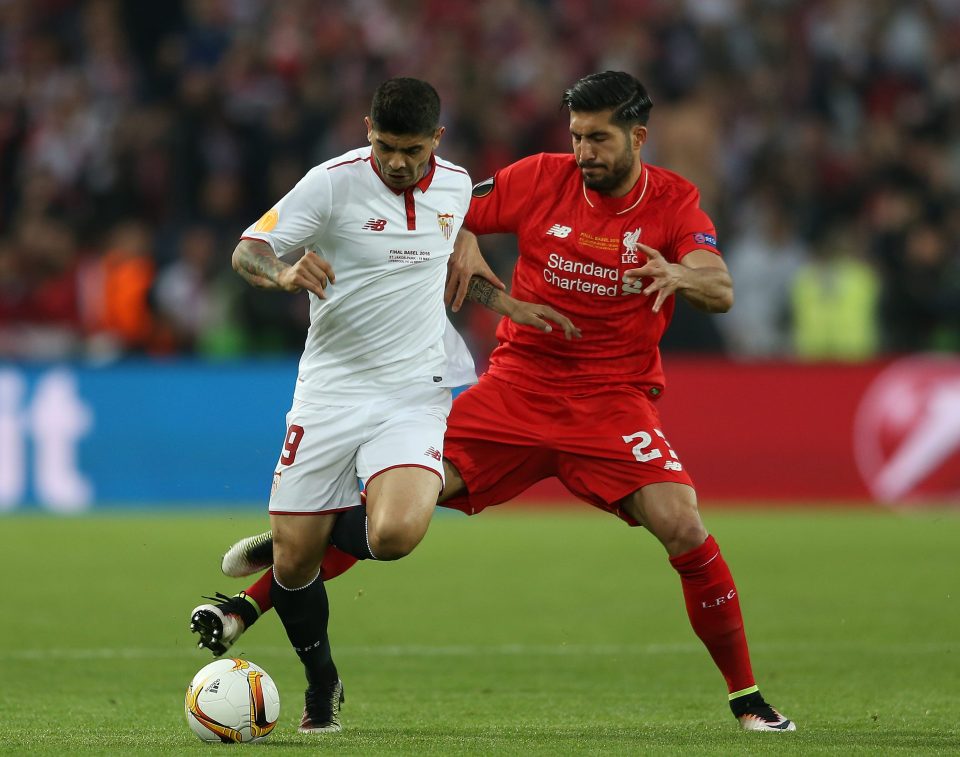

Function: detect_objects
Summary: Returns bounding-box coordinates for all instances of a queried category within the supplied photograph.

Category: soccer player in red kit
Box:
[194,71,795,732]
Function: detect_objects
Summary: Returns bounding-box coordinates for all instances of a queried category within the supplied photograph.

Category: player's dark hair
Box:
[562,71,653,127]
[370,77,441,136]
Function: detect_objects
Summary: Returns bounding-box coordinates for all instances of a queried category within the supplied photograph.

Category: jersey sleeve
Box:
[465,154,542,235]
[241,165,333,256]
[670,188,722,262]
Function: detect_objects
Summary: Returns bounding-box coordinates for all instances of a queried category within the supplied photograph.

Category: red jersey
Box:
[465,153,721,397]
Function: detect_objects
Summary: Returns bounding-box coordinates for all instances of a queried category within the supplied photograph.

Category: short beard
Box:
[581,149,635,193]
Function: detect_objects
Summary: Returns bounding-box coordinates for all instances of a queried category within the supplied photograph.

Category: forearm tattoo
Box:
[235,244,286,288]
[465,276,501,310]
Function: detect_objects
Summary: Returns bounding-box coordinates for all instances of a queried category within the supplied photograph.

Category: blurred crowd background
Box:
[1,0,959,369]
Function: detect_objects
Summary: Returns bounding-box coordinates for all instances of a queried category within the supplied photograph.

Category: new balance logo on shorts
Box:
[363,218,387,231]
[424,446,442,461]
[546,224,572,238]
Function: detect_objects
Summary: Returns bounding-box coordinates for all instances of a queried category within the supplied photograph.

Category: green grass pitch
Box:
[4,506,959,755]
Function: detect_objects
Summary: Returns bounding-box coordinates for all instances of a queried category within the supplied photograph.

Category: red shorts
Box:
[442,374,694,524]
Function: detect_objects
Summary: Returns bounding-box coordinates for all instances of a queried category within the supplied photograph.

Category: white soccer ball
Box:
[184,658,281,743]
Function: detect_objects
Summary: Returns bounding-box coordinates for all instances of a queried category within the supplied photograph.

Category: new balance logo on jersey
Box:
[363,218,387,231]
[424,446,442,461]
[546,224,572,238]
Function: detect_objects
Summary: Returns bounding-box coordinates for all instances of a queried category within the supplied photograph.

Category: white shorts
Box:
[267,384,452,515]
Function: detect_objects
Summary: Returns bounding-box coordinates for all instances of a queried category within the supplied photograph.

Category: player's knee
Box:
[656,513,708,556]
[642,498,707,556]
[368,520,427,560]
[673,520,709,554]
[272,545,321,588]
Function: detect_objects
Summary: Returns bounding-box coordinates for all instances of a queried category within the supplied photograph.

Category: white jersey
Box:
[242,146,476,403]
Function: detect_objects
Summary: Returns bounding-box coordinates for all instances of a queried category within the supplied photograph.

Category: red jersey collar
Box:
[581,161,649,215]
[369,152,437,195]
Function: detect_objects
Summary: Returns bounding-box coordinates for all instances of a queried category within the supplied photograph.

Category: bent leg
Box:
[620,481,706,556]
[363,466,443,559]
[621,483,755,695]
[325,457,465,561]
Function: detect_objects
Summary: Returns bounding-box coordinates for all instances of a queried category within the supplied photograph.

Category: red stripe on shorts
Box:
[366,464,442,487]
[268,505,358,516]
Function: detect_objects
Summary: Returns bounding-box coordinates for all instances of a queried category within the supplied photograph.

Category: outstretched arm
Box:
[623,245,733,314]
[464,276,582,340]
[232,239,336,299]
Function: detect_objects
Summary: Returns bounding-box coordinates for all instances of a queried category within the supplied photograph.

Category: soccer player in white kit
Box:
[234,77,474,734]
[221,78,577,735]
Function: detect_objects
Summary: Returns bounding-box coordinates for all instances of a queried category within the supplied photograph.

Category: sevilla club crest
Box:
[437,213,454,241]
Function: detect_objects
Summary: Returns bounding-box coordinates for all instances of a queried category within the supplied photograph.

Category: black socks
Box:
[330,504,377,560]
[270,570,339,688]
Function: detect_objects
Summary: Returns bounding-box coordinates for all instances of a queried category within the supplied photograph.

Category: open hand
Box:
[622,243,683,313]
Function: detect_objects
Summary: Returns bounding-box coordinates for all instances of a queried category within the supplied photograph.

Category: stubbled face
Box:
[570,109,645,196]
[366,117,443,190]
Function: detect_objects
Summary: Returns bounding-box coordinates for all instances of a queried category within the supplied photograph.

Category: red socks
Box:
[242,546,359,616]
[669,535,755,694]
[243,569,274,616]
[320,546,360,582]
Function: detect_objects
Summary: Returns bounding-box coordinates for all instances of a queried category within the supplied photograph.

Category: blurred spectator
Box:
[790,224,880,361]
[0,0,958,362]
[880,222,960,353]
[153,224,221,353]
[82,219,169,356]
[720,193,809,358]
[0,216,82,358]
